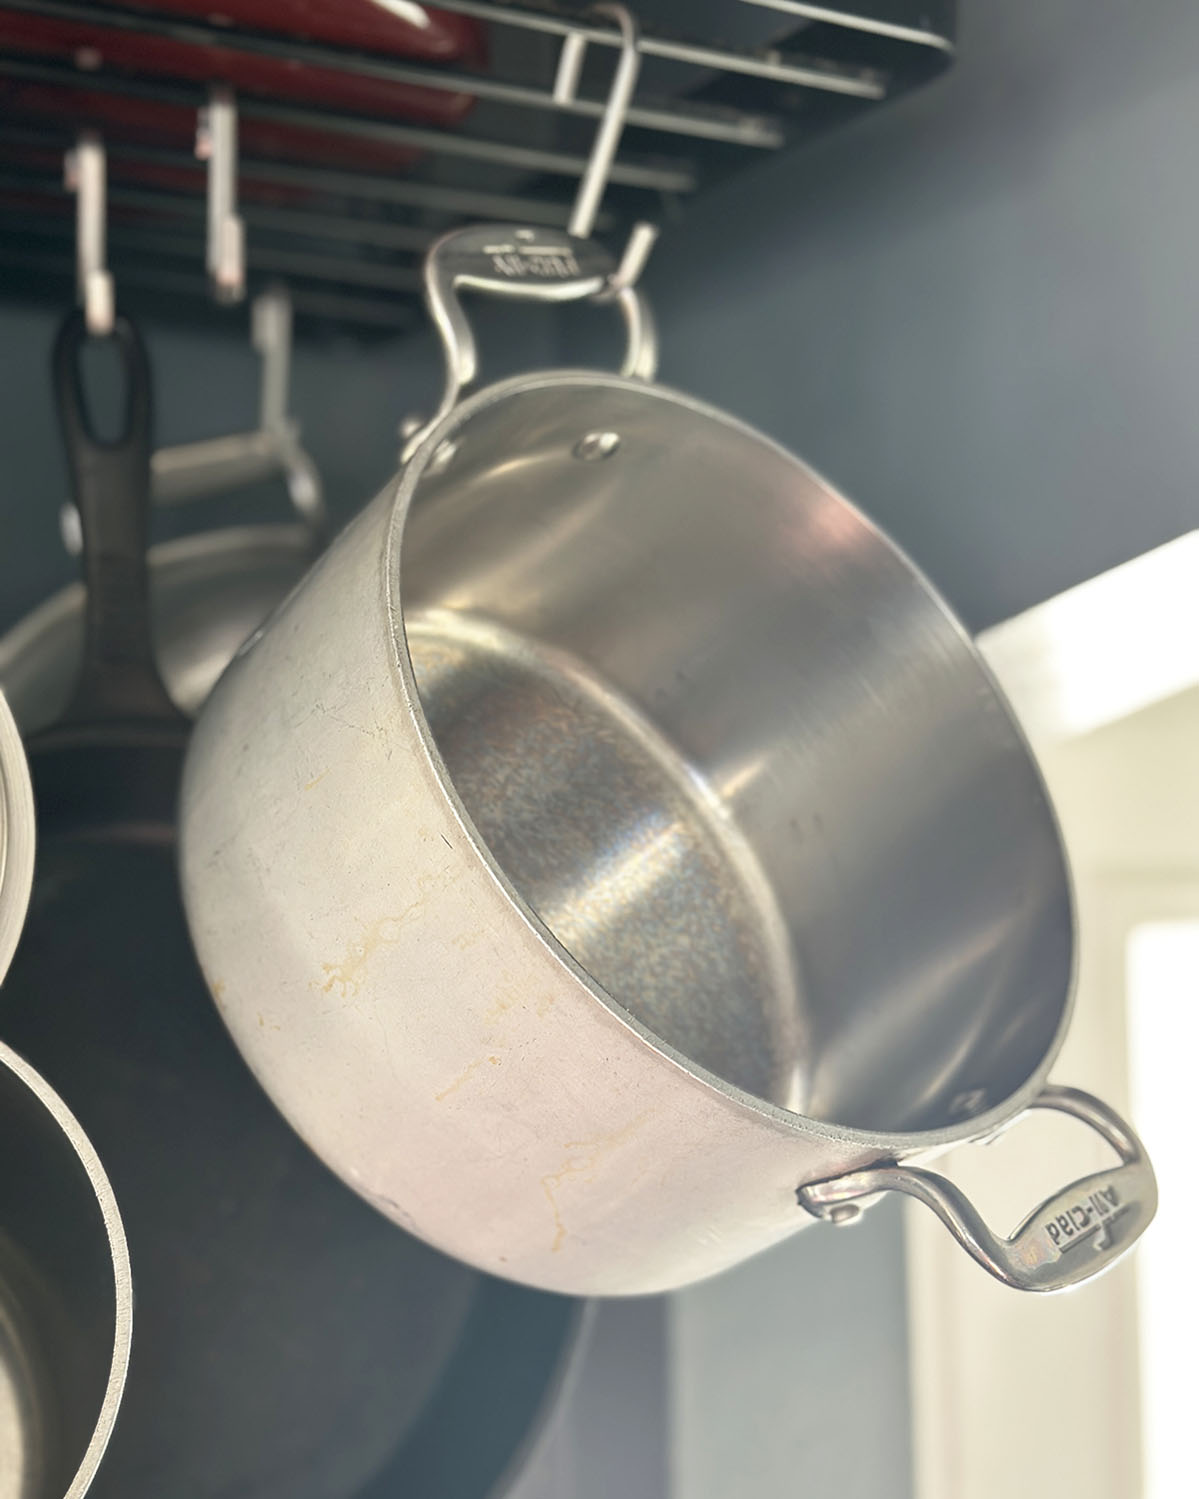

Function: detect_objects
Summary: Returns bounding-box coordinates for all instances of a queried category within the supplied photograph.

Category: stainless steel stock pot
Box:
[179,225,1155,1297]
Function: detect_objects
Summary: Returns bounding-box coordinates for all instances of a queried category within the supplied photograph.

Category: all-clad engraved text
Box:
[482,242,581,279]
[1043,1186,1120,1251]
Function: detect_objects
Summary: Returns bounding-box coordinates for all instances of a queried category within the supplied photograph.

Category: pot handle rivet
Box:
[574,431,622,462]
[796,1086,1157,1293]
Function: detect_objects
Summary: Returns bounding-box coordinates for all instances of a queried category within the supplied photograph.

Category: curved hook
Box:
[568,3,642,240]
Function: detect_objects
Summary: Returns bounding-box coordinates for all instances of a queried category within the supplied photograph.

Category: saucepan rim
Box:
[383,369,1079,1156]
[0,689,36,986]
[0,1036,133,1499]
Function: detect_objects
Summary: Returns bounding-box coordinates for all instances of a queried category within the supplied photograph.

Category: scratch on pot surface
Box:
[541,1112,651,1253]
[303,771,328,792]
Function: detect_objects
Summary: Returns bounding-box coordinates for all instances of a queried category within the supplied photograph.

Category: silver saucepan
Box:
[179,225,1155,1297]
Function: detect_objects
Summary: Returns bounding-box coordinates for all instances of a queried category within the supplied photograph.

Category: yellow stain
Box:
[540,1111,650,1253]
[317,894,429,998]
[435,1056,484,1102]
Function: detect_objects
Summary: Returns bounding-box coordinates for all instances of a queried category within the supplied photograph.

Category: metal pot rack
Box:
[0,0,955,336]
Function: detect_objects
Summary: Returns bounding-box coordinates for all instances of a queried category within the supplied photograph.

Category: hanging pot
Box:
[178,224,1156,1297]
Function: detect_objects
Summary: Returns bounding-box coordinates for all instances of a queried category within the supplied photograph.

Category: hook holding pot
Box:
[559,3,644,242]
[401,4,659,461]
[64,130,114,337]
[560,3,660,277]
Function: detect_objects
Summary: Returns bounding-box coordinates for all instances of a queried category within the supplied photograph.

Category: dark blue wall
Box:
[647,0,1199,630]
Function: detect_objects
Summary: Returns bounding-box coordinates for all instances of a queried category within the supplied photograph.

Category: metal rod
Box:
[553,30,588,105]
[422,0,889,93]
[5,214,425,292]
[0,245,418,328]
[63,129,114,333]
[0,0,792,144]
[15,215,423,292]
[242,98,696,192]
[611,220,659,291]
[569,5,640,240]
[196,84,246,302]
[0,168,438,252]
[0,54,698,193]
[0,122,608,227]
[240,203,432,253]
[252,287,291,434]
[736,0,954,53]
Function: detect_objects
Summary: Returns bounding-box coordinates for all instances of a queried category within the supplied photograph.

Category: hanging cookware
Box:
[177,217,1156,1298]
[0,688,131,1499]
[1,308,581,1498]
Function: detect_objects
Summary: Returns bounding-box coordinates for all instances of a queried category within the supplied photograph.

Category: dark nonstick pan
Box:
[0,308,581,1499]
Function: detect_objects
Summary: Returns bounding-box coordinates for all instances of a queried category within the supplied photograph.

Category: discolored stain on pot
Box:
[316,884,441,999]
[541,1111,650,1252]
[434,1056,485,1103]
[434,1053,502,1103]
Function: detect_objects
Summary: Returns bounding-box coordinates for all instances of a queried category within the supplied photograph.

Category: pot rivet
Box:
[949,1088,987,1118]
[428,438,459,475]
[573,431,621,462]
[829,1204,862,1227]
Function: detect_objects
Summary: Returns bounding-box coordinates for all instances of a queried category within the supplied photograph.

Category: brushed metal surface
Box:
[409,609,803,1109]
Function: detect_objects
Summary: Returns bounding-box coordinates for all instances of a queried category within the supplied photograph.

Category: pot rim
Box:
[0,688,36,986]
[0,1037,133,1499]
[384,369,1079,1157]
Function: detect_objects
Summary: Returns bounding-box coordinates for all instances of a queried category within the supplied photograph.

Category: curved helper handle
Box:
[402,222,657,462]
[797,1087,1156,1293]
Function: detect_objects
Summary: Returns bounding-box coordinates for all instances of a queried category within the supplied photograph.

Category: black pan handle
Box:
[53,308,183,727]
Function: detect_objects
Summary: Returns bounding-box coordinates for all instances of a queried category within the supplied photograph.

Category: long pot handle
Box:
[52,307,183,728]
[797,1086,1156,1293]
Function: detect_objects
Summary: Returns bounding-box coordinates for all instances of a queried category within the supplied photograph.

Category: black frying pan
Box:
[0,309,580,1499]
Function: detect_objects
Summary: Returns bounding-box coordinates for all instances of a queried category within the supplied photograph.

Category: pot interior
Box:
[398,380,1073,1135]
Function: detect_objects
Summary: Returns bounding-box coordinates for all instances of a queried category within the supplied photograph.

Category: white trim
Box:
[909,535,1199,1499]
[977,530,1199,744]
